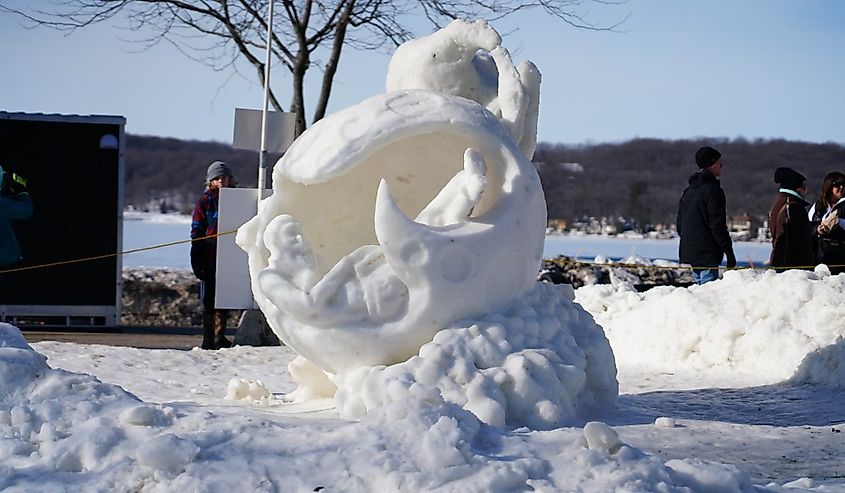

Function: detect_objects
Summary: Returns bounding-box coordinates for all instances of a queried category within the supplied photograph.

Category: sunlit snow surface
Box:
[3,267,845,491]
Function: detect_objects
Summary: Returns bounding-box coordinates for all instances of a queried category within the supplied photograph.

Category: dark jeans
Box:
[200,276,217,311]
[691,268,719,285]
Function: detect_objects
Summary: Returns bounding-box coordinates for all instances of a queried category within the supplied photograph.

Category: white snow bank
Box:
[2,324,764,491]
[123,210,191,224]
[575,268,845,385]
[353,397,760,492]
[0,324,181,490]
[327,282,619,430]
[789,336,845,387]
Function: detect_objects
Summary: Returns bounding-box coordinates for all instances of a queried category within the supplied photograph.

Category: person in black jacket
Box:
[677,146,737,284]
[768,167,814,271]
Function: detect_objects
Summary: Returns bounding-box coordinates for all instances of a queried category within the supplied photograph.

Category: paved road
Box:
[21,327,209,350]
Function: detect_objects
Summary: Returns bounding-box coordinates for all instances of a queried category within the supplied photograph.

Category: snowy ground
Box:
[3,268,845,492]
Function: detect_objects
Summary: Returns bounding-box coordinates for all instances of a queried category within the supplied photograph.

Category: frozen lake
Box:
[543,233,772,266]
[122,213,773,269]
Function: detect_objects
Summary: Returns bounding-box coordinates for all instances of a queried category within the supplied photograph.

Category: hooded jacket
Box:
[677,170,735,268]
[768,190,814,270]
[190,187,221,277]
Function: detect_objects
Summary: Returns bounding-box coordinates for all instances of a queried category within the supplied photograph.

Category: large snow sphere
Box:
[236,19,618,430]
[237,90,547,373]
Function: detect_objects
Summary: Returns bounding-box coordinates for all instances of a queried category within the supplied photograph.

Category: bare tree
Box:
[1,0,625,136]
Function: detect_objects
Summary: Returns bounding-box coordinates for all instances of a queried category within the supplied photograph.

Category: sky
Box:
[2,0,844,146]
[3,264,845,490]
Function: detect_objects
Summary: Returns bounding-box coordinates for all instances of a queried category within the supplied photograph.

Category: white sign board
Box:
[215,188,270,309]
[232,108,296,153]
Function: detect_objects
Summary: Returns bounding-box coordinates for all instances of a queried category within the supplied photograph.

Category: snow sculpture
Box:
[237,20,618,428]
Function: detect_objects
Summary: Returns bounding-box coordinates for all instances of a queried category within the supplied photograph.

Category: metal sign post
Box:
[257,0,275,206]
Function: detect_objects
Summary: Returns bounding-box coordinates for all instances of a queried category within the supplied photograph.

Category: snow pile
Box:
[352,397,759,492]
[575,268,845,384]
[225,378,273,403]
[2,324,768,492]
[330,282,619,429]
[123,210,190,224]
[789,336,845,387]
[0,323,184,489]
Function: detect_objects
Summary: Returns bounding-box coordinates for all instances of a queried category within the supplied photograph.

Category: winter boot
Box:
[201,312,216,350]
[213,310,234,349]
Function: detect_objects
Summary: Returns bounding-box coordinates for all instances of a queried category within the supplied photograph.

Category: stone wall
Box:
[121,268,279,346]
[122,268,214,327]
[123,261,695,329]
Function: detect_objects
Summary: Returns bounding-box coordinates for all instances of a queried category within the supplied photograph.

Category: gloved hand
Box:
[819,209,840,235]
[726,252,737,269]
[190,241,207,280]
[8,173,28,195]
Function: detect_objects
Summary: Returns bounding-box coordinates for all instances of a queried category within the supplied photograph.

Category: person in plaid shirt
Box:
[191,160,237,349]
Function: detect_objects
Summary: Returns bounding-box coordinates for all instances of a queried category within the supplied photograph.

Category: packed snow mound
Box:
[326,282,619,429]
[789,336,845,387]
[353,394,759,492]
[0,326,182,490]
[575,268,845,383]
[3,326,762,492]
[0,323,31,350]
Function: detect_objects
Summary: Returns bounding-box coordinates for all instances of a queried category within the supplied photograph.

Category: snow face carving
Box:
[237,20,547,374]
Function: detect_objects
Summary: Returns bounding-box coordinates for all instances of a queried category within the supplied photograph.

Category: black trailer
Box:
[0,112,125,326]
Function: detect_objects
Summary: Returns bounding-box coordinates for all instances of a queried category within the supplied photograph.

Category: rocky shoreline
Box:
[122,260,695,327]
[539,256,695,290]
[121,268,227,327]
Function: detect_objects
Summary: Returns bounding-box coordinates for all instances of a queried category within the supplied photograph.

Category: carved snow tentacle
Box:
[416,148,487,227]
[515,60,541,159]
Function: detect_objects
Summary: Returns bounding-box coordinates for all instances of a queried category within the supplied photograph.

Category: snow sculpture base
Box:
[330,282,618,429]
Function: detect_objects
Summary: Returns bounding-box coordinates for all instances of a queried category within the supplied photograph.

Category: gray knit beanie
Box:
[206,160,234,182]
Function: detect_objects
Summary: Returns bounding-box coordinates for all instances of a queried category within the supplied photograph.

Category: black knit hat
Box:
[695,146,722,169]
[774,167,806,191]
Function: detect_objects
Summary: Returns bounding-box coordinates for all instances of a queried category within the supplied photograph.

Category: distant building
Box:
[568,216,619,235]
[547,218,569,232]
[728,214,762,241]
[757,220,772,242]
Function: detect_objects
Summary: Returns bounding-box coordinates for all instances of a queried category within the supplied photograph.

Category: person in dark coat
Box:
[677,146,736,285]
[808,171,845,273]
[191,160,237,350]
[768,167,814,271]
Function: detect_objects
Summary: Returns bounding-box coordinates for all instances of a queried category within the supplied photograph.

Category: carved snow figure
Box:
[237,20,618,429]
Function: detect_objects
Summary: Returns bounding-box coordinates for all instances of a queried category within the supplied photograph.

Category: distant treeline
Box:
[125,134,845,223]
[124,134,280,213]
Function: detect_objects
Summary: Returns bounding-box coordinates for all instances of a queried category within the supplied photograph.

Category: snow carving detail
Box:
[236,19,619,428]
